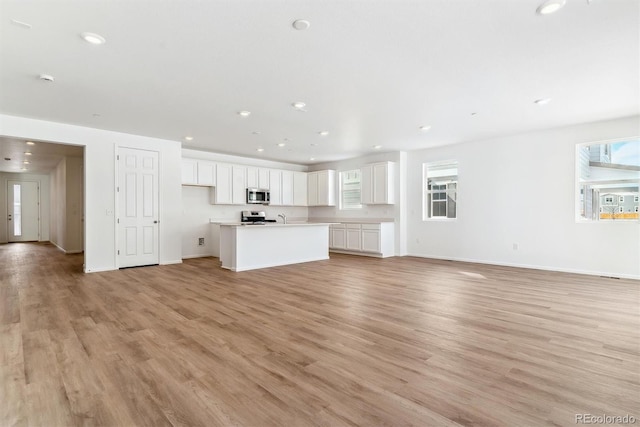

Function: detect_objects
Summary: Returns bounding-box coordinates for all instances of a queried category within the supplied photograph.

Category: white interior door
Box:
[118,148,159,268]
[7,180,40,242]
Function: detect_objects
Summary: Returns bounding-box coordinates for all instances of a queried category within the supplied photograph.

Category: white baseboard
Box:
[181,254,214,260]
[84,266,116,273]
[405,253,640,281]
[160,259,183,265]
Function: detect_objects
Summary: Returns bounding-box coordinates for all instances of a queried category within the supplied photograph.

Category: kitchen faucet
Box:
[278,213,287,224]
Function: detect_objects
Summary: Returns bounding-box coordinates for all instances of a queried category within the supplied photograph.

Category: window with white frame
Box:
[424,161,458,219]
[340,169,362,210]
[576,138,639,221]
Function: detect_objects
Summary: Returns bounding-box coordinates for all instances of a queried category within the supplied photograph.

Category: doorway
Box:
[7,180,40,242]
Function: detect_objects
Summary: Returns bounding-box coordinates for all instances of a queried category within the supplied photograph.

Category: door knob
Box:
[153,220,158,224]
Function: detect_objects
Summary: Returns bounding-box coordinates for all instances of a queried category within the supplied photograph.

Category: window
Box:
[424,161,458,219]
[576,138,639,221]
[340,169,361,210]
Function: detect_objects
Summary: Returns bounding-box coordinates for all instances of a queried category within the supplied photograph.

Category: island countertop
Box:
[210,220,337,227]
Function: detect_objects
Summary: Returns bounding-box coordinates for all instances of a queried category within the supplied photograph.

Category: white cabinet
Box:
[346,224,362,251]
[211,163,233,204]
[210,163,246,205]
[197,161,216,186]
[329,224,346,249]
[361,224,382,253]
[182,159,216,186]
[307,170,336,206]
[181,159,198,185]
[232,165,247,205]
[281,171,293,206]
[293,172,307,206]
[247,167,270,189]
[269,170,282,205]
[329,222,394,257]
[361,161,394,205]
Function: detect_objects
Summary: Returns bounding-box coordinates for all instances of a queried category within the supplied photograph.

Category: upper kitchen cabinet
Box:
[197,161,216,186]
[361,161,394,205]
[232,165,247,204]
[269,170,282,205]
[181,158,216,186]
[211,163,247,205]
[293,172,307,206]
[210,163,233,204]
[246,167,270,190]
[280,170,306,206]
[181,159,198,185]
[308,170,336,206]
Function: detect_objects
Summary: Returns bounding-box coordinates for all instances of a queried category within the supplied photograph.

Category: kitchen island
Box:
[215,222,332,271]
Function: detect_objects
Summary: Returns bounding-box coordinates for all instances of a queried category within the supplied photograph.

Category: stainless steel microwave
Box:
[246,188,270,205]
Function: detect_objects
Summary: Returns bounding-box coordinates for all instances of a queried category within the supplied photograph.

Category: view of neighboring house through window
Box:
[340,169,362,210]
[576,138,640,221]
[423,161,458,219]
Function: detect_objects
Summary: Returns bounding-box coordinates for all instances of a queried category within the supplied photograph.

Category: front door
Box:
[7,180,40,242]
[117,148,159,268]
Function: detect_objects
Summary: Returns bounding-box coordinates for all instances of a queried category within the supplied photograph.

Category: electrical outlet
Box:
[198,237,205,246]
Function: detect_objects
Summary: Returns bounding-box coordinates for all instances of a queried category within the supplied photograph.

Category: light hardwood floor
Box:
[1,242,638,426]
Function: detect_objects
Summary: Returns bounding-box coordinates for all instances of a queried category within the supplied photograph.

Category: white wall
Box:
[49,156,84,253]
[406,115,640,279]
[0,172,50,243]
[181,149,308,258]
[0,114,182,272]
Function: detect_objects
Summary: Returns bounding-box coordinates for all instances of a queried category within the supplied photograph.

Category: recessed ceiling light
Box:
[534,98,552,105]
[23,161,30,164]
[292,19,311,31]
[256,148,264,152]
[277,143,286,147]
[184,136,193,141]
[238,110,251,117]
[373,145,382,149]
[26,141,35,145]
[309,157,315,161]
[419,125,431,131]
[536,0,566,15]
[81,32,106,45]
[292,101,306,110]
[38,74,54,82]
[252,131,260,135]
[25,152,32,156]
[470,112,478,116]
[310,143,317,146]
[318,131,329,136]
[21,167,27,171]
[92,113,100,117]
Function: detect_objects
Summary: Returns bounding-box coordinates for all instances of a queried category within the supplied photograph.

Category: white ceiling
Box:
[0,137,83,174]
[0,0,638,166]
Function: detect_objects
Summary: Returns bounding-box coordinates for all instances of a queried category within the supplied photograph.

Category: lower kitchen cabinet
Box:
[329,222,394,257]
[329,224,346,249]
[346,224,362,251]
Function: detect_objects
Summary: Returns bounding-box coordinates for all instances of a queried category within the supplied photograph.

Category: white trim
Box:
[160,259,183,265]
[405,253,640,281]
[181,254,213,259]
